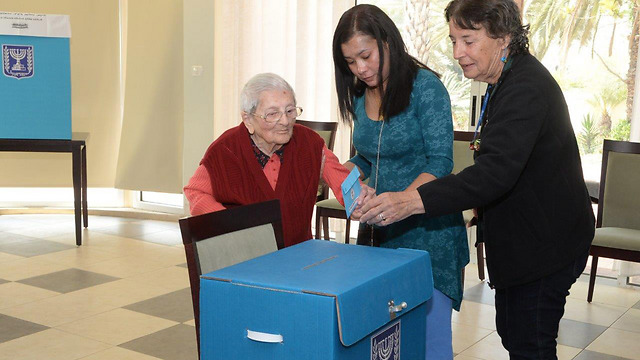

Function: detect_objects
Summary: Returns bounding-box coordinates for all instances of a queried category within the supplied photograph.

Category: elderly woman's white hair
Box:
[240,73,297,114]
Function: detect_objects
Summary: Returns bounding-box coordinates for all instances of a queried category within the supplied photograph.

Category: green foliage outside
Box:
[364,0,637,155]
[587,82,627,138]
[610,119,631,140]
[578,113,601,154]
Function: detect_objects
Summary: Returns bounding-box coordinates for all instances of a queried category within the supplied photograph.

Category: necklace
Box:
[370,116,384,246]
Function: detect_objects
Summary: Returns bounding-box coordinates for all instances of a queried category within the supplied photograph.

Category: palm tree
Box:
[402,0,471,130]
[587,83,626,136]
[524,0,600,66]
[626,1,640,122]
[524,0,638,124]
[403,0,453,68]
[440,70,471,128]
[405,0,432,64]
[397,0,638,131]
[601,0,624,56]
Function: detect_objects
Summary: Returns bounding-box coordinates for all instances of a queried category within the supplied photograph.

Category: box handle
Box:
[247,329,283,343]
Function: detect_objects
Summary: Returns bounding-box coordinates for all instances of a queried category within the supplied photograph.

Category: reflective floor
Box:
[0,214,638,359]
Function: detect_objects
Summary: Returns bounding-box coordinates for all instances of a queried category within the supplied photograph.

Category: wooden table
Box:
[0,136,88,245]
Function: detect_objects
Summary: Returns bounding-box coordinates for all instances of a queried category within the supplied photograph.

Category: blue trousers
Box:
[495,251,589,359]
[425,289,453,360]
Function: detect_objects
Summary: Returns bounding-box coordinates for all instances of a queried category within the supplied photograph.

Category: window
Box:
[357,0,638,281]
[0,188,125,208]
[133,191,184,214]
[358,0,472,131]
[358,0,636,182]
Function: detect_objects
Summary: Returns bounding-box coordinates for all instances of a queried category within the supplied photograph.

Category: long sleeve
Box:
[418,56,547,217]
[183,165,226,215]
[348,153,372,180]
[321,145,350,206]
[416,74,454,178]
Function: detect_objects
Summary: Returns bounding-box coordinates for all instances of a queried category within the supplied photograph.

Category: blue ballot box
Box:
[199,240,433,360]
[0,12,71,140]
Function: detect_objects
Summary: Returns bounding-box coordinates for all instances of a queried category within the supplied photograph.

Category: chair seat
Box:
[593,227,640,251]
[462,209,474,224]
[316,198,345,211]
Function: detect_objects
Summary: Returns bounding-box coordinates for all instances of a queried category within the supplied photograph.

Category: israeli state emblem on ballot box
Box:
[0,12,71,140]
[199,240,433,359]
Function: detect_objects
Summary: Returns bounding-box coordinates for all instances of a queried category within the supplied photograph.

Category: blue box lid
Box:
[202,240,433,346]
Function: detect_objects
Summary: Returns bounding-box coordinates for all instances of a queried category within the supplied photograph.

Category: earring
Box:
[500,48,507,63]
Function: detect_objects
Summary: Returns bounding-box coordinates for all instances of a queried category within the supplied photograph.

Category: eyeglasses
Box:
[249,106,303,123]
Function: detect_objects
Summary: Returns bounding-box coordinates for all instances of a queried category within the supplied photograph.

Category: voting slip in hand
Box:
[341,167,362,219]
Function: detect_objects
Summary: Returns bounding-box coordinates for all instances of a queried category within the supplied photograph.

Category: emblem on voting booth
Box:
[2,44,34,79]
[371,320,400,360]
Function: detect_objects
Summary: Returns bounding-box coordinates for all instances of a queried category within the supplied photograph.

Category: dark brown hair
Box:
[445,0,530,56]
[332,4,437,123]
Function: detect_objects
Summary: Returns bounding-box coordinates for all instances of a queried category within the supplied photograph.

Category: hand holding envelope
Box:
[341,167,376,220]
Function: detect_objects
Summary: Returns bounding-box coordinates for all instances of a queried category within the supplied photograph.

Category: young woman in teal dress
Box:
[333,4,469,359]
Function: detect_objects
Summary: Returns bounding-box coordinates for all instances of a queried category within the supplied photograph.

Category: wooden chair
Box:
[296,119,338,151]
[453,130,485,280]
[179,199,285,357]
[296,120,345,241]
[315,197,351,243]
[587,139,640,302]
[297,120,338,203]
[313,135,357,244]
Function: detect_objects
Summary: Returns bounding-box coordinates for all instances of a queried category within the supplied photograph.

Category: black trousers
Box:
[495,250,589,359]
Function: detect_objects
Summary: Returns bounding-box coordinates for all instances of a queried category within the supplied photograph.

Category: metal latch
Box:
[388,300,407,320]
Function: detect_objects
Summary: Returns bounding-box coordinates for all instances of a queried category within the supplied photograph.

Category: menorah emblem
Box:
[3,44,34,79]
[10,48,26,71]
[371,321,401,360]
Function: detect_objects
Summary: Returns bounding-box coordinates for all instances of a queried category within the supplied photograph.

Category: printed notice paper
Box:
[341,167,362,218]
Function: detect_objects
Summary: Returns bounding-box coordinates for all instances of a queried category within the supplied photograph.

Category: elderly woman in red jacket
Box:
[184,73,365,247]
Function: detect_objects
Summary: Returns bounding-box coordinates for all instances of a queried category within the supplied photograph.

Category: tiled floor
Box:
[0,214,639,359]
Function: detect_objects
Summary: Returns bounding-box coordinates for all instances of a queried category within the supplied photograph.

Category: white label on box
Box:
[370,320,401,360]
[0,12,70,38]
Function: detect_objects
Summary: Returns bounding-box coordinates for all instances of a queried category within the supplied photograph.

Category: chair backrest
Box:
[453,131,475,174]
[297,119,338,150]
[297,120,339,201]
[598,139,640,229]
[178,199,285,355]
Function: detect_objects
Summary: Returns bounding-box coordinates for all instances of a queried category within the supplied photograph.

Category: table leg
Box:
[72,146,82,246]
[82,144,88,228]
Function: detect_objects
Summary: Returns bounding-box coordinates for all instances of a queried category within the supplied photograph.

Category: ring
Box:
[379,213,386,221]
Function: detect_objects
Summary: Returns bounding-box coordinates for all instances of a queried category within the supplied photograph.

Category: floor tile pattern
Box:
[0,214,638,359]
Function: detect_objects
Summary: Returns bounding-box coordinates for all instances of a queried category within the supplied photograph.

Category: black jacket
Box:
[417,53,594,288]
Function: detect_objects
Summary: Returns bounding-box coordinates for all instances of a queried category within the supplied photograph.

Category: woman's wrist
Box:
[407,189,426,215]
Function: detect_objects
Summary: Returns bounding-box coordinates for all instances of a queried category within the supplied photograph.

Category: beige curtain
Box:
[211,0,354,163]
[115,0,184,193]
[207,0,353,236]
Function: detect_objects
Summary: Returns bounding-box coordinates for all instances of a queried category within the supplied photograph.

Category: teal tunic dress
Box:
[350,69,469,310]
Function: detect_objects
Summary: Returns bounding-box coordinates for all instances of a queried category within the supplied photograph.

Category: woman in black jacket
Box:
[358,0,595,358]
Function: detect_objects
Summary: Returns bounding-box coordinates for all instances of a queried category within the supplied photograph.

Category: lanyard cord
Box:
[471,84,493,148]
[470,57,515,150]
